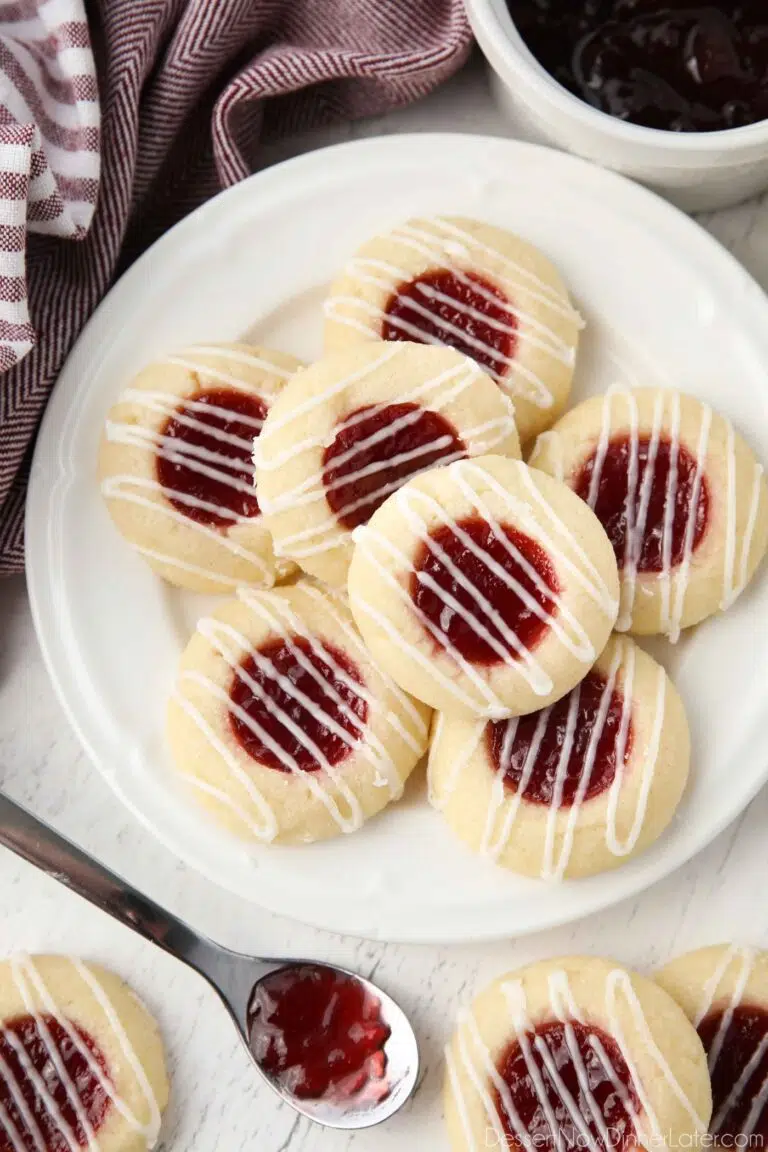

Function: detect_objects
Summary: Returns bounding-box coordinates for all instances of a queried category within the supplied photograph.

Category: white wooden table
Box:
[3,58,768,1152]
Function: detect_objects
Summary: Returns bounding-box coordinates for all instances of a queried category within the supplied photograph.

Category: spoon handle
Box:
[0,790,216,976]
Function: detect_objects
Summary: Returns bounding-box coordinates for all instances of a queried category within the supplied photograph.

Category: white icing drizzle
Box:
[100,475,272,582]
[544,975,613,1152]
[255,348,518,560]
[261,344,400,444]
[172,345,294,380]
[299,583,429,750]
[175,588,425,840]
[102,348,292,586]
[0,1043,47,1152]
[257,355,472,473]
[666,401,711,642]
[325,217,582,411]
[548,976,646,1147]
[658,392,681,632]
[431,637,666,879]
[693,946,756,1031]
[354,459,617,718]
[604,653,665,860]
[0,954,162,1152]
[721,422,765,610]
[691,945,768,1137]
[603,969,708,1137]
[742,1058,768,1140]
[172,685,280,840]
[452,1014,510,1151]
[445,1042,481,1152]
[504,982,565,1152]
[449,966,707,1152]
[535,389,765,641]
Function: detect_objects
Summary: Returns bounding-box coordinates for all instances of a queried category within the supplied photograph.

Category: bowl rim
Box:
[467,0,768,155]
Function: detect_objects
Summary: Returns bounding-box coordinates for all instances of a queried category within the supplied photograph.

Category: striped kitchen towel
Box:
[0,0,472,573]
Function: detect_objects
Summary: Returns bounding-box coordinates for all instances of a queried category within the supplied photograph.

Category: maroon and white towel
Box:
[0,0,472,573]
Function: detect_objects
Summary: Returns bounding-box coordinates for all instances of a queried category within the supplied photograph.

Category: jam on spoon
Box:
[0,792,421,1132]
[506,1,768,132]
[248,965,392,1104]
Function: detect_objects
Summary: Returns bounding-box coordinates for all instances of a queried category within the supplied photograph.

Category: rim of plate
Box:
[25,132,768,943]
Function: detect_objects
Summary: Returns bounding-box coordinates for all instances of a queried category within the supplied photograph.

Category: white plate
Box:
[26,134,768,944]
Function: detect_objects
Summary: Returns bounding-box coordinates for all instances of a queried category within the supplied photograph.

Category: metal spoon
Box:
[0,791,419,1130]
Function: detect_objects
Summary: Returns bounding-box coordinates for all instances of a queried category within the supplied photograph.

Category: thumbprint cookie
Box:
[530,388,768,640]
[99,342,303,593]
[656,945,768,1143]
[428,634,690,879]
[324,216,582,443]
[444,955,712,1152]
[0,953,168,1152]
[167,581,431,844]
[255,342,521,586]
[347,455,619,719]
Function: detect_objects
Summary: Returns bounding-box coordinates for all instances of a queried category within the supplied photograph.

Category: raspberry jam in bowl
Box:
[465,0,768,210]
[246,962,419,1129]
[508,2,768,133]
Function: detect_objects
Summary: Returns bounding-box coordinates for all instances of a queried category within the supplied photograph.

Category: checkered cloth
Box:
[0,0,472,572]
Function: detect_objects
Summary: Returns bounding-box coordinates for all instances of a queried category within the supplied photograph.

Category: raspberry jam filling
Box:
[248,965,391,1103]
[506,0,768,133]
[322,402,466,531]
[382,268,517,379]
[229,636,368,772]
[698,1004,768,1141]
[487,669,632,806]
[411,517,559,665]
[157,388,266,528]
[574,434,710,574]
[495,1019,639,1152]
[0,1014,111,1152]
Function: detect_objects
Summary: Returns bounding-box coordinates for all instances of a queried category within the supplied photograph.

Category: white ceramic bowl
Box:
[467,0,768,212]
